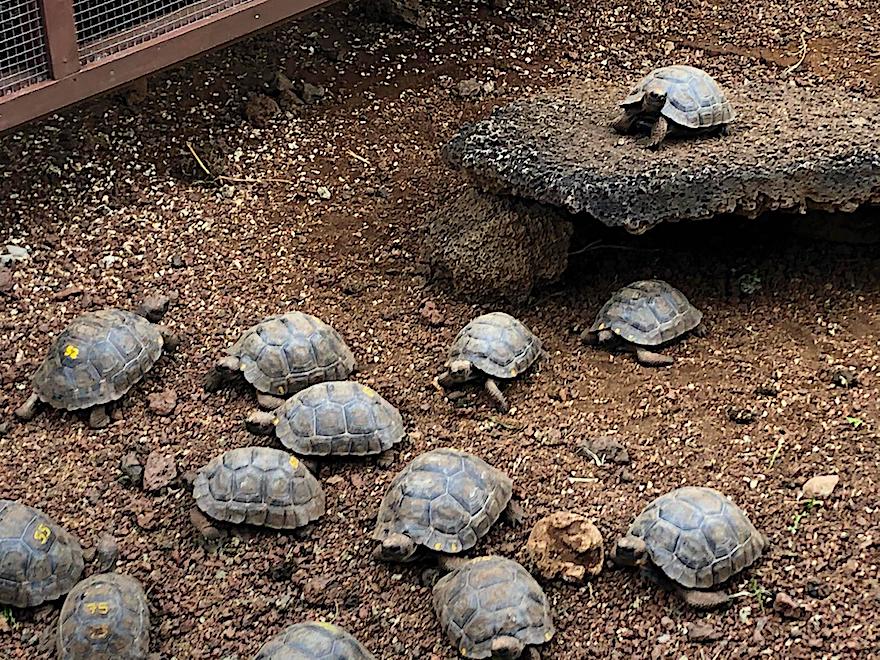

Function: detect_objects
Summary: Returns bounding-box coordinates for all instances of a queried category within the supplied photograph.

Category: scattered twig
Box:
[345,149,372,166]
[767,438,784,469]
[186,142,297,186]
[568,476,599,484]
[568,240,662,256]
[782,34,808,76]
[579,446,605,467]
[488,416,524,431]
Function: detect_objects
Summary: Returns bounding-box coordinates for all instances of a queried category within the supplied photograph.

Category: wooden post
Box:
[38,0,80,79]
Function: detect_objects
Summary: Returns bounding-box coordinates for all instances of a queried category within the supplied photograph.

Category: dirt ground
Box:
[1,0,879,658]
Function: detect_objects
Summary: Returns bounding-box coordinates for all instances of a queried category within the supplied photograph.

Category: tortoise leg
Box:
[635,348,674,367]
[611,108,640,134]
[255,392,285,410]
[674,586,733,609]
[89,405,111,429]
[719,124,731,137]
[155,325,180,353]
[647,116,669,149]
[691,321,708,338]
[245,411,275,435]
[14,393,41,421]
[484,378,509,412]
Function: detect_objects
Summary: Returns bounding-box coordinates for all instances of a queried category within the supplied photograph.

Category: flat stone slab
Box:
[445,80,880,233]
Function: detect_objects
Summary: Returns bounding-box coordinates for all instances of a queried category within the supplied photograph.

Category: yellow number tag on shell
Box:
[33,523,51,544]
[64,345,79,359]
[85,602,111,615]
[316,622,338,632]
[88,624,111,639]
[363,386,377,398]
[289,456,300,470]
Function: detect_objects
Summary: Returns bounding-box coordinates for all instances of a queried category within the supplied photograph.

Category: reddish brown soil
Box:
[1,0,878,658]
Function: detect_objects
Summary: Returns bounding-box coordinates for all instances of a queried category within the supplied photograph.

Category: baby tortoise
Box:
[193,447,325,530]
[612,486,767,609]
[433,555,554,659]
[255,621,376,660]
[582,279,704,366]
[205,311,355,410]
[15,306,177,428]
[612,64,735,149]
[0,500,84,608]
[57,573,150,660]
[436,312,544,412]
[248,381,405,461]
[372,448,517,562]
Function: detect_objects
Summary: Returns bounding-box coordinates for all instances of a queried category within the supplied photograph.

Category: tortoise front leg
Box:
[89,405,111,429]
[611,108,640,134]
[255,392,285,410]
[635,348,674,367]
[648,116,669,149]
[14,392,41,421]
[484,378,509,412]
[692,321,708,338]
[674,586,735,609]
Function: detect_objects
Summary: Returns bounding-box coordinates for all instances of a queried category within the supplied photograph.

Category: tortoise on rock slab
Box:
[612,65,735,149]
[247,381,406,460]
[436,312,544,412]
[15,306,177,428]
[372,448,516,562]
[255,621,376,659]
[612,486,767,608]
[205,311,355,410]
[193,447,325,530]
[582,279,704,366]
[57,573,150,660]
[433,555,554,659]
[0,500,84,608]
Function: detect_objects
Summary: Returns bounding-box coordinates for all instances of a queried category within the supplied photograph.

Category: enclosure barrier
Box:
[0,0,334,132]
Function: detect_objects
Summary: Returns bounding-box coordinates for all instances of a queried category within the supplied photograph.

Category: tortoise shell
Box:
[433,556,554,659]
[193,447,325,529]
[273,381,405,456]
[57,573,150,660]
[621,65,735,129]
[590,279,702,346]
[255,621,376,660]
[626,486,766,589]
[372,448,512,555]
[0,500,84,608]
[229,312,355,396]
[446,312,542,380]
[32,309,163,410]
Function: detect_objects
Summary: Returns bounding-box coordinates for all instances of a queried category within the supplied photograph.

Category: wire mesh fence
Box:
[73,0,252,63]
[0,0,50,96]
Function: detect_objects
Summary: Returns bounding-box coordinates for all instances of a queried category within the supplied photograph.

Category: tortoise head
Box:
[377,533,417,562]
[642,84,667,113]
[490,636,525,659]
[437,360,474,386]
[611,535,648,568]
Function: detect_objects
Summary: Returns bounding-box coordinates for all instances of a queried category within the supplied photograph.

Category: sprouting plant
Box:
[789,498,819,534]
[846,416,864,429]
[748,578,770,612]
[1,606,15,628]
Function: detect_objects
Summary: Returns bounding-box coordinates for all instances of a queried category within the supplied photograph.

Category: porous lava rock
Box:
[423,187,572,302]
[445,80,880,233]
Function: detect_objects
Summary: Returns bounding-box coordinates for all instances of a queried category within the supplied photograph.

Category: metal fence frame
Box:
[0,0,335,133]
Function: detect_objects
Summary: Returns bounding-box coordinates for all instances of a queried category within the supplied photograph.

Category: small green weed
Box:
[789,498,819,534]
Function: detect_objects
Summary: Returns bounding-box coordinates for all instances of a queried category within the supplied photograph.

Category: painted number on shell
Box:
[64,345,79,359]
[85,602,111,615]
[33,524,51,544]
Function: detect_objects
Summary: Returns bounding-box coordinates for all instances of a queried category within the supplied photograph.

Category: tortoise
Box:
[582,279,704,366]
[372,448,516,562]
[247,381,406,461]
[611,486,768,608]
[193,447,325,530]
[433,555,554,659]
[205,311,355,410]
[14,307,177,428]
[612,65,735,149]
[255,621,376,660]
[57,573,150,660]
[436,312,544,412]
[0,500,84,608]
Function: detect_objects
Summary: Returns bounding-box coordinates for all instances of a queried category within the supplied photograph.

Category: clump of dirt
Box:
[527,511,604,583]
